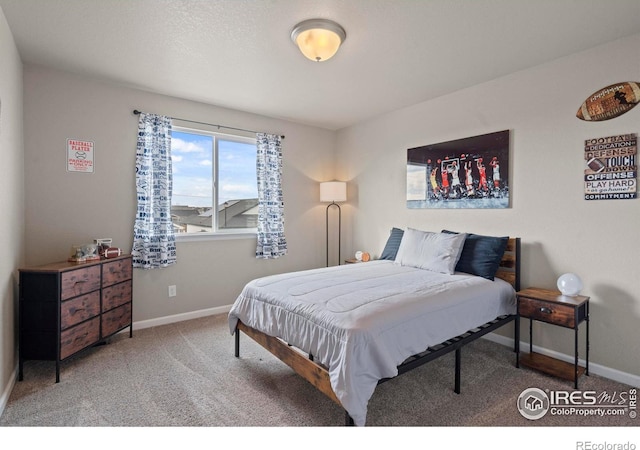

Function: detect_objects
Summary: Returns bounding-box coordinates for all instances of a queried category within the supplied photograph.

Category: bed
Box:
[228,228,521,426]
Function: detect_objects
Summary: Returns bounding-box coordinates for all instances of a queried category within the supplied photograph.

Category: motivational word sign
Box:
[67,139,94,173]
[584,133,636,200]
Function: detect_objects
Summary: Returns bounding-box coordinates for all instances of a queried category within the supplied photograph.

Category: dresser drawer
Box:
[102,280,132,312]
[102,303,131,337]
[102,258,132,288]
[61,266,101,300]
[519,297,575,328]
[60,317,100,359]
[61,291,100,330]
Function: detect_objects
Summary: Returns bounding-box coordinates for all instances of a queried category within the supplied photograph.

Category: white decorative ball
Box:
[557,273,583,296]
[355,251,363,261]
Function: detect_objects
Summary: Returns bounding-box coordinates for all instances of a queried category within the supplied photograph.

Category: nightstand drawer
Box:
[519,297,575,327]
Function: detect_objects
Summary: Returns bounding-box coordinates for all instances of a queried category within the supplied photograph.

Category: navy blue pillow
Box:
[380,227,404,260]
[442,230,508,280]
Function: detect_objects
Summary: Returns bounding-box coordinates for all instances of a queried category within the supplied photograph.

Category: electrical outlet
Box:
[168,285,177,297]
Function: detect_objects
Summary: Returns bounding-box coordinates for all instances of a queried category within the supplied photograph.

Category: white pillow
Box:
[394,228,467,274]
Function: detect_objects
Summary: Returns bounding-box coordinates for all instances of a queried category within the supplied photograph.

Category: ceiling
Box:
[2,0,640,131]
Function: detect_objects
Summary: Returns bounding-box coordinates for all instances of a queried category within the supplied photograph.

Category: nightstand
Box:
[515,287,590,389]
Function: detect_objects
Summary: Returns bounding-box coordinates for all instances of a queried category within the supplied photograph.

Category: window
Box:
[170,127,258,236]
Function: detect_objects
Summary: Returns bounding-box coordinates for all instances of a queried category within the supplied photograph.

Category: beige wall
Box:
[337,34,640,379]
[0,6,25,410]
[22,65,335,325]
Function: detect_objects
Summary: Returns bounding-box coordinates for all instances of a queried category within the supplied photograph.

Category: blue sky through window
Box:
[171,130,257,208]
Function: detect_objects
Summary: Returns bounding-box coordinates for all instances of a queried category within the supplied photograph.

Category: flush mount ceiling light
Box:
[291,18,346,62]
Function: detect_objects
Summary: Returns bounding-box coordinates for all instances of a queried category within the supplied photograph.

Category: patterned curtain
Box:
[256,133,287,259]
[131,113,177,268]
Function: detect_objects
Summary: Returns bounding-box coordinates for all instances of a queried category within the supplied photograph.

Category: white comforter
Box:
[228,260,516,426]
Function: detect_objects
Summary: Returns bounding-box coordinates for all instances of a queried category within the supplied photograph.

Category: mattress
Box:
[228,260,516,426]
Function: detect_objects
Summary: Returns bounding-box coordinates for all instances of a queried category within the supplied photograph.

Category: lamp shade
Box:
[291,19,346,62]
[557,273,583,296]
[320,181,347,203]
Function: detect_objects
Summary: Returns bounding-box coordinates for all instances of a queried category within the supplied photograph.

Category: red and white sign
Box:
[67,139,94,173]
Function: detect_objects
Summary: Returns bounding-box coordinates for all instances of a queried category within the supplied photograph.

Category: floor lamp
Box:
[320,181,347,267]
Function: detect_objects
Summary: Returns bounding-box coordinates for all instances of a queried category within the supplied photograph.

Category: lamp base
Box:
[326,202,341,267]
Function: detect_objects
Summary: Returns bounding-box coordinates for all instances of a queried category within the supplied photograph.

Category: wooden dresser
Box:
[18,254,133,382]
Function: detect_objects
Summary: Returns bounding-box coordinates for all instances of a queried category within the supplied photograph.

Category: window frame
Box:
[171,124,258,242]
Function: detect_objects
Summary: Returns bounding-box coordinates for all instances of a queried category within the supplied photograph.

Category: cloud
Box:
[172,176,212,207]
[171,137,207,154]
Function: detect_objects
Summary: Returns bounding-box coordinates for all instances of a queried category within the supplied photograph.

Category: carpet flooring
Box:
[1,313,637,429]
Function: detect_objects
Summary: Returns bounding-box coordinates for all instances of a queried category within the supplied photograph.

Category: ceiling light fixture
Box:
[291,18,346,62]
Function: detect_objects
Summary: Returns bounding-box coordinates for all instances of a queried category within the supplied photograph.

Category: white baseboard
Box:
[0,365,17,419]
[484,332,640,388]
[130,304,232,331]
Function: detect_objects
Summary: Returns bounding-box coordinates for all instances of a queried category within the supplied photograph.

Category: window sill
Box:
[175,230,257,243]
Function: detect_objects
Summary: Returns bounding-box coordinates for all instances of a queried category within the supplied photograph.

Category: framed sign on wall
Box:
[584,133,636,200]
[67,139,94,173]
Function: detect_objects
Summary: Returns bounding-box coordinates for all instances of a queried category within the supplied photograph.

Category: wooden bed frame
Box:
[234,237,521,425]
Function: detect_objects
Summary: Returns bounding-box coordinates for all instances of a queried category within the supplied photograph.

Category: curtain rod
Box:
[132,110,284,139]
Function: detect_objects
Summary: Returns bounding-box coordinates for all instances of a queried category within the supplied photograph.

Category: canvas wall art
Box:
[407,130,510,209]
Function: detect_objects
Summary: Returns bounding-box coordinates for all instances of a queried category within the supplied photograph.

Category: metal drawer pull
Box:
[539,307,552,314]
